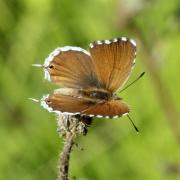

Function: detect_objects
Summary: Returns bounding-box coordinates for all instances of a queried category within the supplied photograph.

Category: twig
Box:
[57,114,92,180]
[59,130,75,180]
[117,6,180,143]
[141,41,180,142]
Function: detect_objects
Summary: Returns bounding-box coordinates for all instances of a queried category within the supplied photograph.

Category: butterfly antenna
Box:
[120,72,145,93]
[28,97,40,103]
[32,64,44,68]
[127,114,139,133]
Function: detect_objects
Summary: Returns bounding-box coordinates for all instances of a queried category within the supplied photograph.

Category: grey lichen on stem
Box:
[57,114,92,180]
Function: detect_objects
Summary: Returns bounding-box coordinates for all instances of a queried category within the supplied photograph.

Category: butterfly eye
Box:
[49,64,54,69]
[46,100,51,104]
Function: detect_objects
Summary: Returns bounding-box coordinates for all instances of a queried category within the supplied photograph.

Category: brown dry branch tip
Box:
[57,114,92,180]
[117,4,180,144]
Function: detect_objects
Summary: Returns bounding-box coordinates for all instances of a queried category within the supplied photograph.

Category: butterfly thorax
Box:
[79,88,112,101]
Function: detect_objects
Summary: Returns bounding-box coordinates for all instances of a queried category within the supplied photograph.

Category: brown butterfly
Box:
[34,37,137,118]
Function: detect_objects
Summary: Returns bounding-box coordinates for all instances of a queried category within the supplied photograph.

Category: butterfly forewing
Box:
[89,38,136,93]
[45,48,99,89]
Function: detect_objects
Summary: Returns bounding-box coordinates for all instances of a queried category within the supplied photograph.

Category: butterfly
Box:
[34,37,137,118]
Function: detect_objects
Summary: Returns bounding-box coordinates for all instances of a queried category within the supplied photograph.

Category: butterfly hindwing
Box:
[82,100,130,118]
[41,89,129,118]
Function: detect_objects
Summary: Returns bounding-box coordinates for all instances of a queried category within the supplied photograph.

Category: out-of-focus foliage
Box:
[0,0,180,179]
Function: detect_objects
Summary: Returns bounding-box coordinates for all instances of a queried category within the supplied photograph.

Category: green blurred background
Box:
[1,0,180,179]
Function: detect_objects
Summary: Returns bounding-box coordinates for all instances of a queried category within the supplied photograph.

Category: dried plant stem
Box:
[133,32,180,143]
[142,44,180,142]
[57,114,92,180]
[59,131,76,180]
[120,20,180,143]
